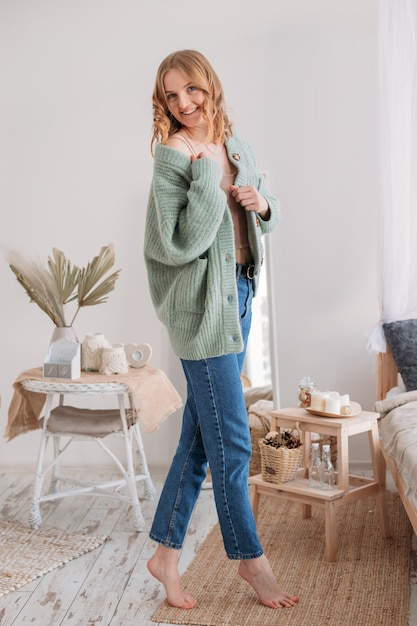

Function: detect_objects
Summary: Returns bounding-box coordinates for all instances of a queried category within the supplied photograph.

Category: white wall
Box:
[0,0,379,469]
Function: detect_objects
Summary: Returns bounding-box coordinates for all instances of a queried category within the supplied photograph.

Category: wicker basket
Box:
[248,401,273,476]
[258,438,304,484]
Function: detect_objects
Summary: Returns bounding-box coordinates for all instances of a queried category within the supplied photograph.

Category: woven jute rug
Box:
[152,492,412,626]
[0,520,107,597]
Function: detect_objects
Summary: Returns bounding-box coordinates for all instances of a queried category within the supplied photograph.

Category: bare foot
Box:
[238,554,299,608]
[147,545,197,609]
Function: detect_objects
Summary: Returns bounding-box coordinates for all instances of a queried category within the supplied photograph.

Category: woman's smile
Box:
[181,107,198,115]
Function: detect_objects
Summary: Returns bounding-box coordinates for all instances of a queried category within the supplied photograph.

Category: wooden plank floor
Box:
[0,468,218,626]
[1,468,417,625]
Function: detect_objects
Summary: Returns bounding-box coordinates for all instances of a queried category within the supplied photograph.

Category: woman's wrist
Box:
[257,200,270,220]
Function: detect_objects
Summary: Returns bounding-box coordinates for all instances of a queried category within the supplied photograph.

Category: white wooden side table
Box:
[248,406,391,561]
[21,376,157,532]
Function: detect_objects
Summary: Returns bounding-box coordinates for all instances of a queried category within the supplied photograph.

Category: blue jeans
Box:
[149,276,263,560]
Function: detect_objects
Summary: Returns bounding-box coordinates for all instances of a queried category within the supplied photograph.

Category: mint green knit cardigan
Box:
[144,130,280,360]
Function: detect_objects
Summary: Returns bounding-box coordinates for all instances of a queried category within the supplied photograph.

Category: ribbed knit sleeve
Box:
[151,144,225,265]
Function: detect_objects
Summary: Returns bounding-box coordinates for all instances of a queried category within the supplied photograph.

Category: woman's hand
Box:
[229,185,270,219]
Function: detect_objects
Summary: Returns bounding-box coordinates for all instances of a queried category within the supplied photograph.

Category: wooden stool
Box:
[249,407,391,561]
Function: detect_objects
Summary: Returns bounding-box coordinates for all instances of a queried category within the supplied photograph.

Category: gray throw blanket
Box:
[375,390,417,501]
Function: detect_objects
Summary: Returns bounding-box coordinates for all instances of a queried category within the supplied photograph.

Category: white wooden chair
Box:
[21,378,156,531]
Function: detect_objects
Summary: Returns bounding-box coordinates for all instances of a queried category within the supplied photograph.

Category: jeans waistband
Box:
[236,263,255,280]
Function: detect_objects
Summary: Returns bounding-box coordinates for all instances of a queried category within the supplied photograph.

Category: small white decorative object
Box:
[99,343,129,375]
[340,394,351,415]
[339,393,350,407]
[124,343,152,368]
[43,338,81,379]
[324,396,341,414]
[310,391,330,411]
[81,333,110,371]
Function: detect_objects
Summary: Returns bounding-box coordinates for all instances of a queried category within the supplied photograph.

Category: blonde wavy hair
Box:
[150,49,233,154]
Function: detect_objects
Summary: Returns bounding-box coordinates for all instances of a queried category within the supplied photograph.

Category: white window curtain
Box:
[367,0,417,354]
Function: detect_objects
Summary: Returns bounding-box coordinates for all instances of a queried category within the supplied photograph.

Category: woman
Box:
[144,49,299,610]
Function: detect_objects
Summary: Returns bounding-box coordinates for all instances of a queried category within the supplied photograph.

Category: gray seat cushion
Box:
[40,405,136,438]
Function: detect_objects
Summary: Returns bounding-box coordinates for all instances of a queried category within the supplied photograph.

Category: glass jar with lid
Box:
[298,375,316,407]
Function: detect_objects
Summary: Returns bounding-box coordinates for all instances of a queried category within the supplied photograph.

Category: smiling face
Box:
[151,50,232,151]
[163,68,207,132]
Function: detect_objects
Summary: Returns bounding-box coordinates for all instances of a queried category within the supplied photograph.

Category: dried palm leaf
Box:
[8,244,121,328]
[9,256,66,326]
[47,248,80,305]
[69,244,121,325]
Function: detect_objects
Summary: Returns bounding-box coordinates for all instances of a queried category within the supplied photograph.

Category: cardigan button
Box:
[232,153,240,161]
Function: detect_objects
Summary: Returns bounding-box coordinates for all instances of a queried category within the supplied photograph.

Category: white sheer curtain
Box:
[368,0,417,353]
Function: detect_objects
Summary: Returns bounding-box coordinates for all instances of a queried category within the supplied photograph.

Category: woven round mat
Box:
[152,492,412,626]
[0,520,107,597]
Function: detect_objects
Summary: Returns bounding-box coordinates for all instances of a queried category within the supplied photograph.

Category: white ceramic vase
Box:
[50,326,78,345]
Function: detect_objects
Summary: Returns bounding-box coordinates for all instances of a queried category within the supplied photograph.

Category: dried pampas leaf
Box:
[8,244,120,327]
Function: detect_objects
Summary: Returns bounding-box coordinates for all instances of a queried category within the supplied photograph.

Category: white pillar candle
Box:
[310,391,330,411]
[325,397,341,414]
[339,394,350,408]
